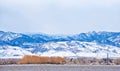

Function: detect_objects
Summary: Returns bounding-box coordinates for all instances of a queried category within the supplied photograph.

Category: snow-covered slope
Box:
[1,41,120,58]
[0,31,120,58]
[0,46,33,58]
[36,41,120,58]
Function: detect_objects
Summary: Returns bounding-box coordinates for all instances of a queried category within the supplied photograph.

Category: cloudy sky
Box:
[0,0,120,34]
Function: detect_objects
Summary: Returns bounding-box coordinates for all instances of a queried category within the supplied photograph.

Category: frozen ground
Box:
[0,64,120,71]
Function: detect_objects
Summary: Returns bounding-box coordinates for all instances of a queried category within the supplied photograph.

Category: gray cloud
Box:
[0,0,120,34]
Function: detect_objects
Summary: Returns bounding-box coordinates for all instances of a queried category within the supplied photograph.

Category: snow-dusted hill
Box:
[38,41,120,58]
[0,31,120,58]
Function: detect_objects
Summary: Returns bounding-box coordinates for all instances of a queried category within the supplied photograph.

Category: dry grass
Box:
[1,56,120,65]
[18,55,65,64]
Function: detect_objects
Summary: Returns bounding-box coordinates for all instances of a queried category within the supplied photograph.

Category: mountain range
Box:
[0,31,120,58]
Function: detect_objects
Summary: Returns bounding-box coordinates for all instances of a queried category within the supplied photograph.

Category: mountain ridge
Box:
[0,31,120,58]
[0,31,120,47]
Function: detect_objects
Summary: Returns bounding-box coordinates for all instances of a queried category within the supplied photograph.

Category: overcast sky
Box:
[0,0,120,34]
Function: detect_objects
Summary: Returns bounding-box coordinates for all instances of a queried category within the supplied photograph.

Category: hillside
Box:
[0,31,120,58]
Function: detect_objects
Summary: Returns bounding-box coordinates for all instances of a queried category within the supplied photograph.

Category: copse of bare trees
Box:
[64,57,115,65]
[0,58,20,65]
[1,56,120,65]
[113,58,120,65]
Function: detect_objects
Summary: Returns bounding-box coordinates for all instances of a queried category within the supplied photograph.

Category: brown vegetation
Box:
[18,55,65,64]
[1,56,120,65]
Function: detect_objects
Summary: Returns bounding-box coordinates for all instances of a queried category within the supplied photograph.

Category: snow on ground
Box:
[0,41,120,58]
[0,46,33,58]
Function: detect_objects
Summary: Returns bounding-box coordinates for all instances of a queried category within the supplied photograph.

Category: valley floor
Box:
[0,64,120,71]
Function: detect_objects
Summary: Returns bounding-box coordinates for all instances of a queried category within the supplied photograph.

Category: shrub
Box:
[18,55,65,64]
[113,58,120,65]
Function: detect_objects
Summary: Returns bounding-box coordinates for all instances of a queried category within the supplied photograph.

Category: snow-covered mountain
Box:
[0,31,120,58]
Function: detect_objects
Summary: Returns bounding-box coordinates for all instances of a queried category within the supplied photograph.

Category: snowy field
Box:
[0,64,120,71]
